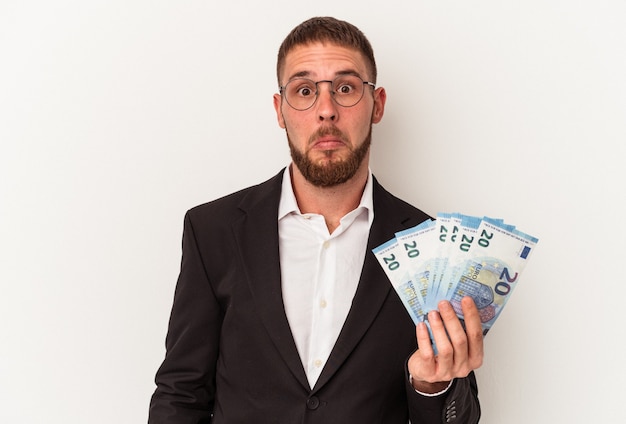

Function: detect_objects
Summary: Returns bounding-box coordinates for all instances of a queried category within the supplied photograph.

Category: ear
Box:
[273,93,286,129]
[371,87,386,124]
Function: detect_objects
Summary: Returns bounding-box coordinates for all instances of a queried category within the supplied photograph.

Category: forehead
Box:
[281,42,370,83]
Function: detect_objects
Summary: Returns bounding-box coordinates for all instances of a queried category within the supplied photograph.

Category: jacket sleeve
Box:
[148,211,221,424]
[406,372,480,424]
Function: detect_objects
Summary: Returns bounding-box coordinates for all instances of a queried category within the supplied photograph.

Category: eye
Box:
[336,83,355,95]
[291,80,316,97]
[297,86,314,97]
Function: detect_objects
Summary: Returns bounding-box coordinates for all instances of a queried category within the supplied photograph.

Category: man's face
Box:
[273,42,386,187]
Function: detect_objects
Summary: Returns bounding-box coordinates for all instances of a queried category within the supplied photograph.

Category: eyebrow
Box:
[287,70,311,80]
[285,69,363,83]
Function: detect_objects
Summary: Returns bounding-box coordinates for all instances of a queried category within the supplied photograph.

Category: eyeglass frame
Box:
[279,75,376,111]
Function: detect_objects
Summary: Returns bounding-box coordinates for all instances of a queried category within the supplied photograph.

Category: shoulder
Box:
[372,176,432,222]
[186,170,284,223]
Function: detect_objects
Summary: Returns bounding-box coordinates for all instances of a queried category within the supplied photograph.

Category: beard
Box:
[287,125,372,188]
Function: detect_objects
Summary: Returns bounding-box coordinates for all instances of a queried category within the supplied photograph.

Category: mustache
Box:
[308,126,349,146]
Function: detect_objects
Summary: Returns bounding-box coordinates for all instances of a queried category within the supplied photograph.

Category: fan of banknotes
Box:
[373,213,538,340]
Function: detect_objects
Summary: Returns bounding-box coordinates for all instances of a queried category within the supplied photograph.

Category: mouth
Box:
[309,128,349,151]
[312,136,346,151]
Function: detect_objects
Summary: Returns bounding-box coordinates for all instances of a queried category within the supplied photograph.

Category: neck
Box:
[289,163,369,234]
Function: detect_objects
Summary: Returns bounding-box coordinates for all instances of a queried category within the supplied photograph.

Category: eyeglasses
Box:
[279,75,376,111]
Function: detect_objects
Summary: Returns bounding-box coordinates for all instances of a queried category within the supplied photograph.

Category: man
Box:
[149,17,483,423]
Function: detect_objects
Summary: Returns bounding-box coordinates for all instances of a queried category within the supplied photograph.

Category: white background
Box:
[1,1,625,423]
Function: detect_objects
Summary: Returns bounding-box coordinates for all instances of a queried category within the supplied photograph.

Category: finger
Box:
[409,322,436,381]
[438,300,469,364]
[461,296,485,368]
[415,322,435,356]
[459,296,483,344]
[438,300,467,341]
[427,309,453,367]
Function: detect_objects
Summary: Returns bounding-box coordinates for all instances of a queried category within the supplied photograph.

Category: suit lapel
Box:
[231,172,427,394]
[312,179,426,392]
[231,171,310,391]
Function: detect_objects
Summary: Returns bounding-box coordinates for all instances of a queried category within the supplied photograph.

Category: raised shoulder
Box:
[186,170,285,225]
[372,176,432,223]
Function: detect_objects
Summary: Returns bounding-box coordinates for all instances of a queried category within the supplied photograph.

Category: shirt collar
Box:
[278,166,375,227]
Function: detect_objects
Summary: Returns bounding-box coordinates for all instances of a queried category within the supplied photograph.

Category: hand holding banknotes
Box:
[373,212,538,393]
[408,297,484,393]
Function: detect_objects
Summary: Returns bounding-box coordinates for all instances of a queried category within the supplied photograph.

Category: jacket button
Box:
[306,396,320,410]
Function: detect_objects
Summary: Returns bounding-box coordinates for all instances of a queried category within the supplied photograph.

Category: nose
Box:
[315,81,337,122]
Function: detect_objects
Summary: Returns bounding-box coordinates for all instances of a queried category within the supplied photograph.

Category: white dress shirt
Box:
[278,167,374,388]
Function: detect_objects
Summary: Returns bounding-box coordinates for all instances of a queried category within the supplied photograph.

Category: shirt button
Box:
[313,359,323,368]
[322,240,330,249]
[319,299,327,308]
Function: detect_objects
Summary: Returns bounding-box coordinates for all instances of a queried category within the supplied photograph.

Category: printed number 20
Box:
[383,254,400,271]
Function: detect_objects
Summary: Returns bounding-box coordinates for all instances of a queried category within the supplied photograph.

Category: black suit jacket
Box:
[149,170,480,423]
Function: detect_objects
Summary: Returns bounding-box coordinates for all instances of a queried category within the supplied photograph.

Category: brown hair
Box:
[276,17,377,86]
